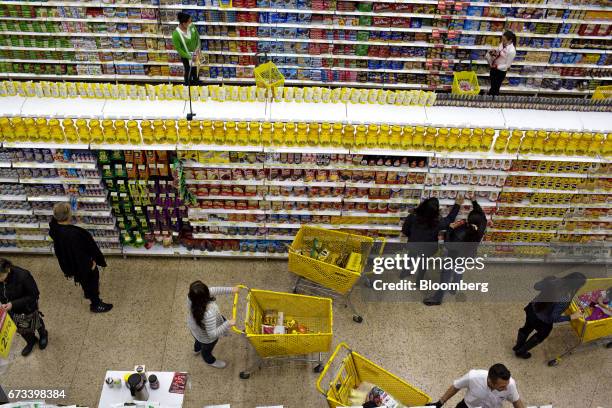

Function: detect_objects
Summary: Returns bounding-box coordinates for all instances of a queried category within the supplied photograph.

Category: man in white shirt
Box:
[427,363,526,408]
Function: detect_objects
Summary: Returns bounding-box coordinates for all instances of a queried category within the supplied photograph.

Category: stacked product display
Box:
[0,0,610,94]
[0,80,610,261]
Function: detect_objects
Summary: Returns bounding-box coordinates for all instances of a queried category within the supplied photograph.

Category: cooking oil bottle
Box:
[90,119,104,145]
[165,119,178,144]
[213,121,225,145]
[506,130,522,153]
[424,126,436,150]
[115,120,128,144]
[63,119,78,144]
[272,122,285,146]
[555,131,569,155]
[544,131,558,155]
[435,128,448,151]
[587,133,603,156]
[295,123,308,146]
[141,120,154,145]
[36,118,51,143]
[76,119,90,143]
[343,124,355,149]
[49,119,64,143]
[307,123,320,146]
[519,130,535,154]
[401,126,414,150]
[577,132,591,156]
[320,123,332,146]
[284,122,296,147]
[390,125,401,149]
[225,121,237,145]
[261,122,273,146]
[177,119,190,145]
[236,121,248,145]
[366,124,379,149]
[447,128,459,151]
[127,120,141,144]
[413,126,425,150]
[152,120,165,144]
[493,130,508,153]
[482,128,494,151]
[355,125,367,148]
[330,123,343,147]
[248,122,260,145]
[202,120,213,144]
[378,124,390,148]
[0,118,14,142]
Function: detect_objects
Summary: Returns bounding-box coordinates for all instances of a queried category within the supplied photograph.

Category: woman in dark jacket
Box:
[514,272,586,359]
[0,258,47,356]
[401,195,462,280]
[424,199,488,306]
[48,202,112,313]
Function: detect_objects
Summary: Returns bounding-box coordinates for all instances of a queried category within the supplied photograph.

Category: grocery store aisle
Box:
[1,255,610,408]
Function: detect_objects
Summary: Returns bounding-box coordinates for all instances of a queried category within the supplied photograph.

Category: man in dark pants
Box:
[427,364,526,408]
[0,258,48,356]
[48,202,112,313]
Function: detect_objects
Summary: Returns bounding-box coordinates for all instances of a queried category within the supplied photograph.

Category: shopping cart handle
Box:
[316,342,351,396]
[231,284,248,334]
[375,236,387,256]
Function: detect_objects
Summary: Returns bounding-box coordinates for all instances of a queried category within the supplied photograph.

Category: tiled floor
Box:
[0,255,610,408]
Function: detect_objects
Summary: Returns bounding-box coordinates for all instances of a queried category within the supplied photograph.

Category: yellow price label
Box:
[0,309,17,358]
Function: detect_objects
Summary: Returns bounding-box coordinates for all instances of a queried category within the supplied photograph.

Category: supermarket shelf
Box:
[264,195,343,203]
[0,209,32,215]
[489,228,556,234]
[0,246,52,254]
[33,209,112,217]
[342,211,407,218]
[426,184,501,192]
[497,202,612,209]
[121,245,288,258]
[0,195,27,201]
[191,233,295,241]
[440,199,498,207]
[27,195,107,203]
[11,161,97,170]
[19,177,102,185]
[345,182,423,190]
[0,178,19,183]
[3,142,90,150]
[502,187,610,194]
[185,179,264,186]
[493,216,565,221]
[182,161,263,169]
[0,162,11,168]
[195,195,264,201]
[177,144,263,152]
[350,148,434,157]
[75,223,116,230]
[343,197,420,204]
[266,180,345,187]
[189,208,267,215]
[263,146,351,154]
[557,229,612,235]
[431,168,508,176]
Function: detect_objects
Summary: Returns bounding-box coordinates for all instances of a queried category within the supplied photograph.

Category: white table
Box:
[98,371,185,408]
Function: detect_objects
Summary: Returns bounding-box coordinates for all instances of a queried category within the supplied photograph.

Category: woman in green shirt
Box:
[172,12,202,86]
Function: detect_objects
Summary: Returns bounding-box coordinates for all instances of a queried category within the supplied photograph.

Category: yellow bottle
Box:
[378,124,390,148]
[506,130,522,153]
[577,132,591,156]
[330,123,343,147]
[602,134,612,156]
[355,125,367,148]
[424,127,436,150]
[555,134,568,155]
[320,123,332,146]
[307,123,320,146]
[141,120,154,145]
[284,122,296,147]
[164,119,178,144]
[89,119,104,145]
[248,122,260,145]
[365,124,378,149]
[76,119,90,143]
[411,126,424,150]
[225,121,237,145]
[435,128,448,151]
[587,133,603,156]
[236,122,248,146]
[0,117,14,142]
[482,128,494,151]
[296,123,308,146]
[177,119,190,145]
[261,122,272,146]
[519,131,534,154]
[342,124,355,149]
[63,119,78,143]
[532,133,546,155]
[127,120,141,145]
[102,119,116,144]
[202,120,213,144]
[447,128,459,151]
[401,126,414,150]
[212,121,225,145]
[13,118,27,142]
[115,120,128,144]
[543,132,558,155]
[152,119,165,144]
[493,133,507,153]
[36,118,51,143]
[24,118,38,142]
[390,125,401,149]
[272,122,285,146]
[48,119,63,143]
[565,132,580,155]
[188,120,202,145]
[457,128,471,152]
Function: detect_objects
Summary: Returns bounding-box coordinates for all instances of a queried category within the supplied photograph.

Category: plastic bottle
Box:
[424,127,436,150]
[366,124,379,149]
[272,122,285,146]
[24,118,38,142]
[506,130,522,153]
[152,120,165,144]
[296,123,308,146]
[413,126,425,150]
[436,128,448,151]
[401,126,414,150]
[587,133,603,156]
[89,119,104,145]
[532,130,546,154]
[519,131,534,154]
[13,117,27,142]
[63,119,78,143]
[342,124,355,149]
[164,120,178,144]
[469,129,481,152]
[236,122,248,145]
[261,122,273,146]
[320,123,331,146]
[284,123,296,147]
[307,123,320,146]
[378,124,390,148]
[248,122,260,145]
[493,130,508,153]
[127,120,141,145]
[601,133,611,156]
[447,128,459,151]
[115,120,128,144]
[177,119,190,145]
[458,128,471,152]
[389,125,401,149]
[482,128,495,151]
[49,119,64,143]
[76,119,90,143]
[555,131,569,155]
[330,123,343,147]
[0,117,14,142]
[141,120,153,145]
[102,119,116,144]
[213,121,225,145]
[577,132,591,156]
[543,132,558,155]
[355,125,367,148]
[225,121,237,145]
[36,118,51,143]
[202,120,213,144]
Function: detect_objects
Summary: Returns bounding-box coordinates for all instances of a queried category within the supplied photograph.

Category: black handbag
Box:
[12,310,43,334]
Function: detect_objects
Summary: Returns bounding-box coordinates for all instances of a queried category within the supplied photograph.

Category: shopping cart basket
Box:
[232,285,333,379]
[548,277,612,367]
[288,226,385,323]
[317,343,431,407]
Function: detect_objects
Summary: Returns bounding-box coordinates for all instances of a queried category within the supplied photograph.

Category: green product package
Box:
[356,31,369,41]
[358,16,372,26]
[356,2,373,12]
[355,44,369,56]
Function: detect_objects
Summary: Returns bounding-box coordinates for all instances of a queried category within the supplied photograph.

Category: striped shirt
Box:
[187,287,233,344]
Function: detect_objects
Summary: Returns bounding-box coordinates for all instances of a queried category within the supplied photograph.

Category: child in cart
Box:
[577,287,612,321]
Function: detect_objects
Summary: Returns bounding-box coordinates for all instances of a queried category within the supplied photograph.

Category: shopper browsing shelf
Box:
[427,363,526,408]
[187,281,238,369]
[424,199,488,306]
[401,195,462,281]
[0,258,48,357]
[48,202,113,314]
[513,272,586,359]
[485,31,517,96]
[172,12,203,86]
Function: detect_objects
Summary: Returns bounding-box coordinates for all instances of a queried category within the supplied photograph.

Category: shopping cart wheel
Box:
[606,341,612,349]
[353,315,363,323]
[313,364,323,373]
[547,359,559,367]
[239,371,251,379]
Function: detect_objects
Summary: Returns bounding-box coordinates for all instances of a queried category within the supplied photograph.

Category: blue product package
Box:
[297,0,309,9]
[286,13,298,23]
[257,27,271,37]
[368,60,381,69]
[411,19,422,28]
[225,11,236,22]
[272,56,284,65]
[390,32,402,41]
[259,12,269,23]
[257,0,270,7]
[391,61,404,70]
[598,55,606,65]
[287,57,298,65]
[209,66,218,77]
[380,31,391,41]
[297,13,311,22]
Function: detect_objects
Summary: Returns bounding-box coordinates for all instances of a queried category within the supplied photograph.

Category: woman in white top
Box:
[187,281,237,368]
[486,30,517,96]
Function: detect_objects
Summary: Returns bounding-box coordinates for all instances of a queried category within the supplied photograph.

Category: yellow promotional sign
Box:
[0,309,16,358]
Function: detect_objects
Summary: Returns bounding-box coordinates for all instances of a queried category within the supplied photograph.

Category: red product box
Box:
[373,17,392,26]
[391,17,411,28]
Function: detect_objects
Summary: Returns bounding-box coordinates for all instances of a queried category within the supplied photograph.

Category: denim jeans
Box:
[194,338,218,364]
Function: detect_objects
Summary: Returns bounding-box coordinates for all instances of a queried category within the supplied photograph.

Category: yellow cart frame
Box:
[232,285,333,379]
[317,343,431,407]
[548,277,612,366]
[288,226,385,323]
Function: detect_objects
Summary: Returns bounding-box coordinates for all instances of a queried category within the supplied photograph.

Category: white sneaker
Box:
[208,360,227,369]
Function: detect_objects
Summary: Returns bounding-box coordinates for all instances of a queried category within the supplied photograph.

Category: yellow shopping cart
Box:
[232,285,333,379]
[288,226,385,323]
[548,277,612,366]
[317,343,431,407]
